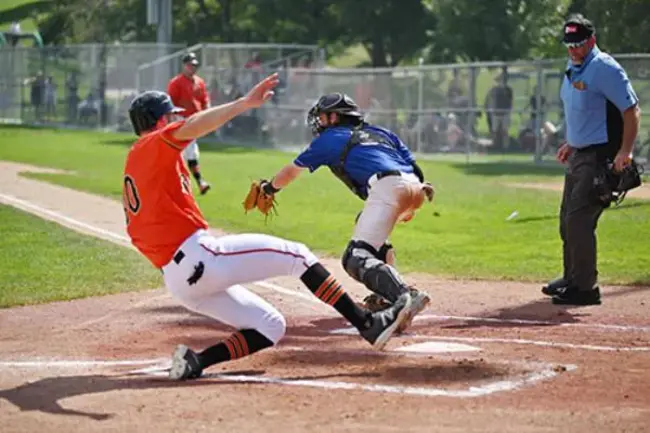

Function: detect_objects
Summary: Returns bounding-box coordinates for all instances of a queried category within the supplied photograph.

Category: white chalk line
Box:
[121,356,579,399]
[328,327,650,352]
[0,193,131,246]
[1,191,648,346]
[0,358,168,368]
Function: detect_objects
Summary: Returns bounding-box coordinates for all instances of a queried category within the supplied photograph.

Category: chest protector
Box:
[328,128,398,200]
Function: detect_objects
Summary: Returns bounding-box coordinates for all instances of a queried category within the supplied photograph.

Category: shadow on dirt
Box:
[0,356,511,420]
[435,285,650,330]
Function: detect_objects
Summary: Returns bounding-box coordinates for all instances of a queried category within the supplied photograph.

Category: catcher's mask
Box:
[307,93,364,136]
[128,91,185,136]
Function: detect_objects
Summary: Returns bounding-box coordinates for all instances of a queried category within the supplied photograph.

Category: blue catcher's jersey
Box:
[294,124,415,198]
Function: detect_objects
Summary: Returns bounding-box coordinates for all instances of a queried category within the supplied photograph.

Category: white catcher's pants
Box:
[162,229,319,343]
[182,140,200,161]
[353,172,428,251]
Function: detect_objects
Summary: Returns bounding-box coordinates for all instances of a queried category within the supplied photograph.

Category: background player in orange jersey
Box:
[167,52,211,195]
[123,73,417,380]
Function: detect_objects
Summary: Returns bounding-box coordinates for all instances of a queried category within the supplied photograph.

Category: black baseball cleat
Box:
[359,292,414,351]
[552,286,601,306]
[169,344,203,380]
[199,180,211,195]
[542,277,569,296]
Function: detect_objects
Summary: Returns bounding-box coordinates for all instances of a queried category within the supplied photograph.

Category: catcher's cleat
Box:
[169,344,203,380]
[359,292,414,351]
[199,180,211,195]
[397,288,431,334]
[542,277,569,296]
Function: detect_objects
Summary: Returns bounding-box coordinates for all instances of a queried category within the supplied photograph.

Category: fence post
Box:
[534,59,544,164]
[416,57,424,154]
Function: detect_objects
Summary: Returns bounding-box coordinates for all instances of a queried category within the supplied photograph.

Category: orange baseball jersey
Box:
[123,120,209,268]
[167,74,209,117]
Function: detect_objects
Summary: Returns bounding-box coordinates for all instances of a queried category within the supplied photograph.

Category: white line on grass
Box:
[1,192,648,334]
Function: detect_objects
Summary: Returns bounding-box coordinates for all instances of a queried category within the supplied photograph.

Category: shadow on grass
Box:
[512,201,650,224]
[451,161,565,177]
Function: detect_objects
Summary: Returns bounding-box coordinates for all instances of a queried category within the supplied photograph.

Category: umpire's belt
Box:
[368,170,402,189]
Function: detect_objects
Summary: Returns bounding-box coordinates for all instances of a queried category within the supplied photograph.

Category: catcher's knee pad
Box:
[341,240,407,303]
[377,242,396,267]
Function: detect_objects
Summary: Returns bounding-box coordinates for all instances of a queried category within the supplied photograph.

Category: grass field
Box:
[1,125,649,286]
[0,204,161,307]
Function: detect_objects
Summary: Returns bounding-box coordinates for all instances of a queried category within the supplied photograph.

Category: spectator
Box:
[484,67,513,149]
[29,72,45,121]
[65,72,79,123]
[44,75,57,119]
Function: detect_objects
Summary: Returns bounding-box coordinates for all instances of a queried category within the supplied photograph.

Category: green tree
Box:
[336,0,435,67]
[432,0,567,61]
[567,0,650,54]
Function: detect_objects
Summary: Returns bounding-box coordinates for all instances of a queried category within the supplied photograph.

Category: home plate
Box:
[394,341,482,354]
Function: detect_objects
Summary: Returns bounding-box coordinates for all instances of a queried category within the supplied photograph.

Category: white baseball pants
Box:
[182,140,200,161]
[352,172,427,251]
[162,229,319,343]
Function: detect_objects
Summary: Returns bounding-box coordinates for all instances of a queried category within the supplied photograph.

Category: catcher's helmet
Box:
[307,93,364,136]
[128,91,184,136]
[182,52,200,66]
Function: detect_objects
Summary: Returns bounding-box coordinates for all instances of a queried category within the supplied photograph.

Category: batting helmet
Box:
[307,93,364,136]
[128,91,184,136]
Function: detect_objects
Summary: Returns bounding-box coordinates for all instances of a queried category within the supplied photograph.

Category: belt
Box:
[368,170,402,188]
[173,250,185,264]
[160,249,185,274]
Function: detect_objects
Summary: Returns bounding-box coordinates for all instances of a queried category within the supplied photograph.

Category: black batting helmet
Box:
[128,91,184,136]
[307,93,364,136]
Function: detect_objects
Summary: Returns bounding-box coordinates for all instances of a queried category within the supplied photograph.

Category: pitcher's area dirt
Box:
[1,162,649,433]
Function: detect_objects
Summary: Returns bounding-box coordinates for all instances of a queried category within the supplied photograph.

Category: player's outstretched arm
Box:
[264,163,305,193]
[173,73,279,141]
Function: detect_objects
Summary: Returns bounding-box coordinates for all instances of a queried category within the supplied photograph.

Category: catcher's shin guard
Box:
[342,240,408,303]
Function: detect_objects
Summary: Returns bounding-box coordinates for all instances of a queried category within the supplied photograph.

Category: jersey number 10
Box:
[123,175,141,225]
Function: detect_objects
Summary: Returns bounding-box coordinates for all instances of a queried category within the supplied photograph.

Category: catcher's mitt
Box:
[243,180,278,217]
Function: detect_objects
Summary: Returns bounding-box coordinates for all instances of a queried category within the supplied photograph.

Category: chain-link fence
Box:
[2,43,649,165]
[263,55,650,164]
[0,43,184,129]
[135,42,324,142]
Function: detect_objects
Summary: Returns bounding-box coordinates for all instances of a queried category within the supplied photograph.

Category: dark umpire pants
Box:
[559,144,614,292]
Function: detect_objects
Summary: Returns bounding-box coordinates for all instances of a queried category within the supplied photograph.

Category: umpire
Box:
[543,14,641,305]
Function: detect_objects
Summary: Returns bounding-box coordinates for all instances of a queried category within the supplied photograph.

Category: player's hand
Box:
[556,142,573,164]
[243,73,280,109]
[613,150,632,172]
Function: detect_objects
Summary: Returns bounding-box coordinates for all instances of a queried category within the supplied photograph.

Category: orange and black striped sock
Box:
[197,329,273,369]
[301,263,372,330]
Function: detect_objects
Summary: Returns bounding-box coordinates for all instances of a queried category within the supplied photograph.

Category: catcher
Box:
[244,93,434,332]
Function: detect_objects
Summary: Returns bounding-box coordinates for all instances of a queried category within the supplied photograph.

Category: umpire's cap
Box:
[128,91,184,136]
[562,14,595,47]
[182,52,200,66]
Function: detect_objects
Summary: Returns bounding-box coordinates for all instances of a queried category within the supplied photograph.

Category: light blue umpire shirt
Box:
[560,45,639,149]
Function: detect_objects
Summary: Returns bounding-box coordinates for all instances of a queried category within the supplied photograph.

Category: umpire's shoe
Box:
[552,286,601,306]
[360,292,414,351]
[542,277,569,296]
[169,344,203,380]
